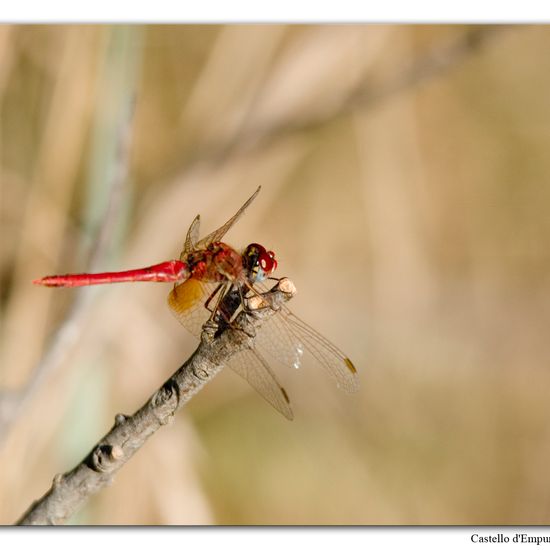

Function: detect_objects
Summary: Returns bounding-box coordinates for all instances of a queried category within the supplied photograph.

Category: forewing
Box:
[253,282,359,393]
[276,309,358,392]
[195,186,261,248]
[228,348,294,420]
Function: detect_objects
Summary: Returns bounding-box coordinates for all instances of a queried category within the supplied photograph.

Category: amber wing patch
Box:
[167,278,215,337]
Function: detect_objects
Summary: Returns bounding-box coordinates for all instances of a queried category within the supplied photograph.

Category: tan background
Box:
[1,25,550,524]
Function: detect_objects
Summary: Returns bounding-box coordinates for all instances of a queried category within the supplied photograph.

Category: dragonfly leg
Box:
[241,280,280,313]
[202,283,243,334]
[202,284,230,340]
[202,283,229,334]
[201,282,264,339]
[204,283,224,314]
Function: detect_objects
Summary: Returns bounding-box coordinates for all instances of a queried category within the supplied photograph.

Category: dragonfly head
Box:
[243,243,278,282]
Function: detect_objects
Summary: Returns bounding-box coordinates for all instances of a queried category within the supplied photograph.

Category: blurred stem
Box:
[0,26,142,446]
[84,26,143,268]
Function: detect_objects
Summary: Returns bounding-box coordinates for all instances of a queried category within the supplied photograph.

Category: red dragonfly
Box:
[34,187,358,419]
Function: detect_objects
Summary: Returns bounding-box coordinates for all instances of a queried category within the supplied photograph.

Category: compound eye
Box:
[268,251,277,271]
[259,250,277,274]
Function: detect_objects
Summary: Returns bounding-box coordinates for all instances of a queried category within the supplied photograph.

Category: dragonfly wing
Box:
[168,278,218,338]
[195,186,261,249]
[253,282,359,393]
[183,215,201,255]
[253,299,305,369]
[277,309,358,393]
[228,348,294,420]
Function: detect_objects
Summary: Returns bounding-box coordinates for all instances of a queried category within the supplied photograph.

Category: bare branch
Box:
[16,279,296,525]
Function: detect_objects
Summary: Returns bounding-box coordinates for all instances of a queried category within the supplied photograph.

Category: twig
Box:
[16,279,296,525]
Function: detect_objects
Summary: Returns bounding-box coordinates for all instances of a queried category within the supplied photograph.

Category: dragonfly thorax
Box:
[188,242,244,283]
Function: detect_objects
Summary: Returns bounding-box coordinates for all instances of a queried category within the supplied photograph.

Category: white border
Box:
[1,1,550,23]
[7,527,550,550]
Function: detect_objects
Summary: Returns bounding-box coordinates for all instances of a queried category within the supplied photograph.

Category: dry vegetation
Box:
[1,24,550,525]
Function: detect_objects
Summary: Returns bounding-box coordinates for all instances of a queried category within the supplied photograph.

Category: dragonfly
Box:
[33,187,358,419]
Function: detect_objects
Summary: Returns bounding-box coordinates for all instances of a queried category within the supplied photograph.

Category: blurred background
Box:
[1,24,550,525]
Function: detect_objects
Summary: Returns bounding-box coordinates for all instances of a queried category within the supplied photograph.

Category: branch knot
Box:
[150,379,180,424]
[89,444,123,473]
